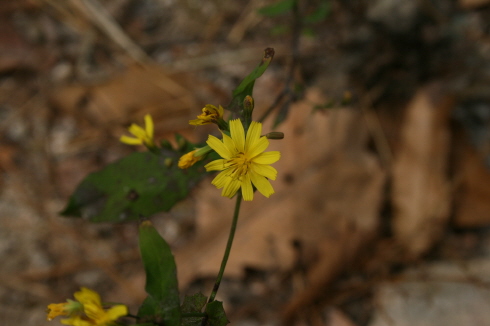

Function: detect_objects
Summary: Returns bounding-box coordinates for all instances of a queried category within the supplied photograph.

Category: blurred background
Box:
[2,0,490,325]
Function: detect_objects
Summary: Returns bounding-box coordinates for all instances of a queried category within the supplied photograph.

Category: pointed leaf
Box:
[138,221,181,325]
[206,301,229,326]
[227,48,274,114]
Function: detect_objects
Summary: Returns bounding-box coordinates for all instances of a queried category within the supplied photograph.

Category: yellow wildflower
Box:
[178,145,212,169]
[205,119,280,201]
[189,104,224,126]
[178,150,201,169]
[120,114,155,147]
[47,287,128,326]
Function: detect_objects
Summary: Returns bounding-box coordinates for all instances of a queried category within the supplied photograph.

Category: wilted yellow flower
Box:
[205,119,280,201]
[189,104,224,126]
[120,114,155,147]
[178,150,201,169]
[178,145,212,169]
[47,287,128,326]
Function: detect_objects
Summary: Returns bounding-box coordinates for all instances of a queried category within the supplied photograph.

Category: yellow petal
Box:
[47,303,68,320]
[105,305,128,321]
[229,119,245,153]
[189,118,205,126]
[120,135,143,145]
[74,288,101,307]
[251,163,277,180]
[222,178,241,198]
[240,174,254,201]
[222,132,237,154]
[61,316,92,326]
[211,170,231,189]
[128,124,147,139]
[250,171,275,198]
[205,159,226,172]
[247,136,269,159]
[206,135,232,159]
[252,151,281,165]
[144,114,154,138]
[217,105,224,117]
[245,121,262,151]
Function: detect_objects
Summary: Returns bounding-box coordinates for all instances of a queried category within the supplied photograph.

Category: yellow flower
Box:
[120,114,155,147]
[47,288,128,326]
[189,104,224,126]
[205,119,280,201]
[178,145,212,169]
[178,150,201,169]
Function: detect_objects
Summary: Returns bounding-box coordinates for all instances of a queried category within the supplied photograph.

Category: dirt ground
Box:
[2,1,490,326]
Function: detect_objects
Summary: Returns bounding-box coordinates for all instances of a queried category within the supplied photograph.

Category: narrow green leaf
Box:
[227,48,275,114]
[258,0,295,17]
[205,301,229,326]
[138,221,181,326]
[60,145,207,222]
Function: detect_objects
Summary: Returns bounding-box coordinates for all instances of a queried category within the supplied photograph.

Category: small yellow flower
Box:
[205,119,280,201]
[120,114,155,147]
[178,145,212,169]
[189,104,224,126]
[178,150,201,169]
[47,287,128,326]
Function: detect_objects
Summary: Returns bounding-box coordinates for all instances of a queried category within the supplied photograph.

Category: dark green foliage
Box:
[61,141,207,223]
[205,301,229,326]
[138,221,181,326]
[181,293,207,326]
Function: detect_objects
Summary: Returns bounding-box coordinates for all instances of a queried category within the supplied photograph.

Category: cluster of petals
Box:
[120,114,155,147]
[189,104,224,126]
[205,119,280,201]
[178,149,201,169]
[47,287,128,326]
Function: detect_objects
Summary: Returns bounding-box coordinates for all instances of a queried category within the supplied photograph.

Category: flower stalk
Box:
[202,192,242,325]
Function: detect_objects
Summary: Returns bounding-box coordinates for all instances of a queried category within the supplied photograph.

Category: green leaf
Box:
[303,0,331,24]
[181,293,207,326]
[258,0,295,17]
[137,221,181,326]
[182,293,207,313]
[227,48,275,114]
[206,301,229,326]
[60,145,207,222]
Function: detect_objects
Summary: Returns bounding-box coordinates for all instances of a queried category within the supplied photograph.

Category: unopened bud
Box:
[265,132,284,140]
[243,95,254,115]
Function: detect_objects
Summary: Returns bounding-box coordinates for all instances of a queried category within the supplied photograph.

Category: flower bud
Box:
[265,132,284,140]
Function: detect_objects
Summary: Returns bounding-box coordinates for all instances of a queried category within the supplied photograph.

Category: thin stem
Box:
[207,193,242,304]
[201,193,243,325]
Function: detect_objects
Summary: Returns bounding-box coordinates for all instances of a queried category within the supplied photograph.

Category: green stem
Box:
[208,193,242,303]
[201,193,242,325]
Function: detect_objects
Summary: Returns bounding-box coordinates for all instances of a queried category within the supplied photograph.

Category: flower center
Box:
[226,152,251,180]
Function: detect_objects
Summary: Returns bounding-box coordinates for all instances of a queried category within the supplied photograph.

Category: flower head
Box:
[47,287,128,326]
[120,114,155,147]
[189,104,224,126]
[205,119,280,201]
[178,150,201,169]
[178,145,212,169]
